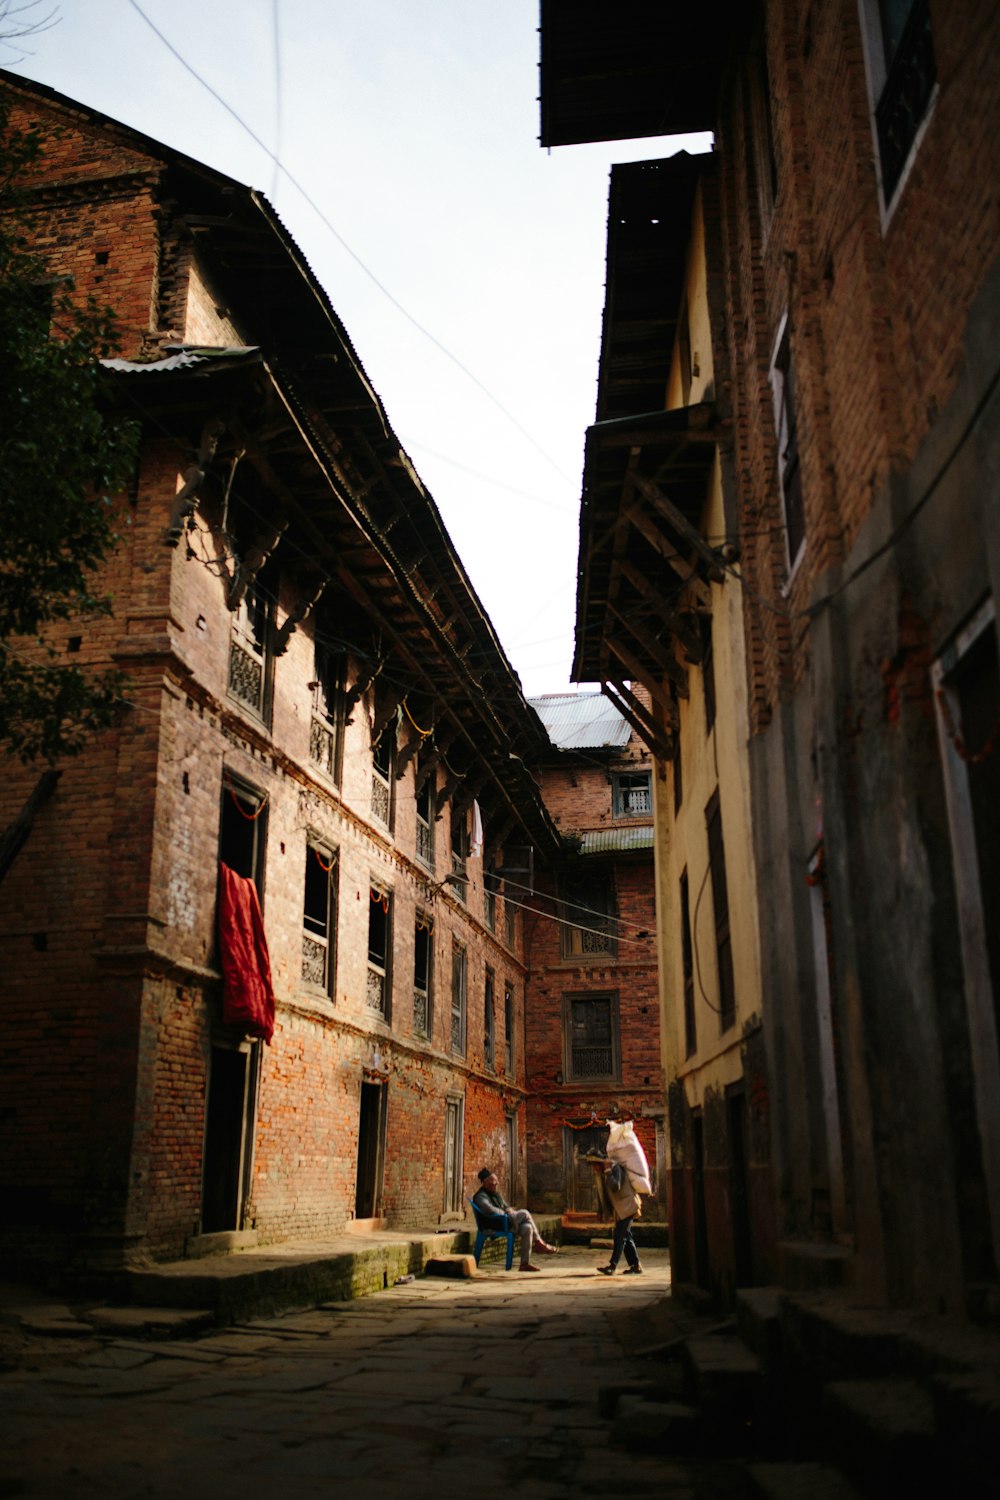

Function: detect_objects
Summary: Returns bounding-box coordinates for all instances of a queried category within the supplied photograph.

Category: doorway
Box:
[565,1125,607,1215]
[727,1086,753,1288]
[355,1081,387,1220]
[201,1040,257,1233]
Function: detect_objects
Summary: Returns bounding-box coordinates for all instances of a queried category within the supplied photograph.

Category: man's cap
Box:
[478,1167,492,1181]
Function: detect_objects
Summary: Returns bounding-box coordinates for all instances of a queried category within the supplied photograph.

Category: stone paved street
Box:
[0,1248,750,1499]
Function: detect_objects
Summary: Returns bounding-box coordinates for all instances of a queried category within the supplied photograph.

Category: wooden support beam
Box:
[414,728,456,795]
[394,733,423,780]
[451,771,489,821]
[435,765,466,817]
[343,659,382,720]
[630,470,726,581]
[371,685,400,743]
[227,515,289,612]
[272,578,327,658]
[603,681,674,761]
[622,502,694,584]
[0,770,61,887]
[615,558,704,662]
[165,417,226,547]
[606,634,681,720]
[607,602,688,702]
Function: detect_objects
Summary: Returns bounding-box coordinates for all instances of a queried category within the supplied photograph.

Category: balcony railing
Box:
[571,1044,614,1079]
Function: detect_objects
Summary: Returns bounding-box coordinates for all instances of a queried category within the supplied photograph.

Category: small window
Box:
[371,719,395,830]
[413,910,433,1038]
[680,869,697,1057]
[700,613,716,736]
[705,792,736,1032]
[302,843,337,995]
[504,887,517,951]
[503,980,515,1075]
[219,775,267,896]
[415,766,435,869]
[560,875,616,958]
[484,966,496,1071]
[564,994,620,1082]
[770,318,805,574]
[484,868,499,933]
[451,811,469,903]
[613,771,652,818]
[866,0,936,204]
[228,577,273,720]
[451,942,467,1056]
[309,643,345,785]
[367,885,393,1020]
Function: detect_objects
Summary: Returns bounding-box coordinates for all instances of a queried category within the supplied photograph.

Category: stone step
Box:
[746,1462,864,1500]
[611,1394,703,1453]
[821,1377,940,1494]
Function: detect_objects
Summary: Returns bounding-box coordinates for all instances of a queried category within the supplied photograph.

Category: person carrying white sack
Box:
[596,1119,652,1276]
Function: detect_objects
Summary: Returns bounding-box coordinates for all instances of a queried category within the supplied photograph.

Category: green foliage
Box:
[0,102,138,762]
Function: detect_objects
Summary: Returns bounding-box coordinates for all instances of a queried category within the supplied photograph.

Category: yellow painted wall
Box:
[652,181,763,1111]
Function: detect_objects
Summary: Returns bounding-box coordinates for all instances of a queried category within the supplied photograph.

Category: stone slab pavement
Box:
[0,1247,753,1500]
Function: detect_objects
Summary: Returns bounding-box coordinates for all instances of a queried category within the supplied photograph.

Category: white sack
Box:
[606,1119,652,1194]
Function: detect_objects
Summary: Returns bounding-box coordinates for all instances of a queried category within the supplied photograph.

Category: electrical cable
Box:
[125,0,575,485]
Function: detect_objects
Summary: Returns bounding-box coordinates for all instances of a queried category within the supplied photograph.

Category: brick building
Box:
[0,70,563,1276]
[522,692,664,1222]
[540,1,1000,1317]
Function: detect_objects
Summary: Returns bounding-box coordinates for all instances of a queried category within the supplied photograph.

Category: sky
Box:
[4,0,710,697]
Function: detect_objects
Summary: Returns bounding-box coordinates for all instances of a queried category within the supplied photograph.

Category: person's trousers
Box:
[509,1208,542,1264]
[609,1215,639,1269]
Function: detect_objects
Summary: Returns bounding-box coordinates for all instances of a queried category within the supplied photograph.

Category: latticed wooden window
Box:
[560,875,616,958]
[450,942,466,1056]
[566,995,619,1082]
[310,644,344,784]
[413,911,432,1038]
[367,884,392,1018]
[415,773,434,869]
[484,966,495,1070]
[302,844,337,994]
[228,580,271,716]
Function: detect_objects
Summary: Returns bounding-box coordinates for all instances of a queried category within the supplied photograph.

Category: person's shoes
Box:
[520,1263,541,1272]
[622,1264,643,1275]
[537,1242,559,1254]
[597,1264,616,1275]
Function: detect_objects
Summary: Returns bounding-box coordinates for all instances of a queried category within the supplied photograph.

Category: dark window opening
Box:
[310,643,345,784]
[367,886,392,1019]
[228,575,273,720]
[219,777,267,895]
[413,913,432,1038]
[681,869,697,1057]
[874,0,935,201]
[451,942,467,1056]
[772,324,805,571]
[504,981,514,1075]
[560,875,616,958]
[565,994,620,1082]
[706,791,736,1031]
[415,769,434,868]
[484,966,496,1070]
[700,613,716,736]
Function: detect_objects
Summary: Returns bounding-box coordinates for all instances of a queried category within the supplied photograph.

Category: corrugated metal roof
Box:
[101,345,260,374]
[577,826,655,855]
[529,691,631,751]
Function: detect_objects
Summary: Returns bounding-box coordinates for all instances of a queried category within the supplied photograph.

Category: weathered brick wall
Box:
[0,79,536,1266]
[523,726,663,1217]
[723,2,1000,723]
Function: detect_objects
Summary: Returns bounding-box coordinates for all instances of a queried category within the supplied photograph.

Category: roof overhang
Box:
[574,402,725,703]
[539,0,736,147]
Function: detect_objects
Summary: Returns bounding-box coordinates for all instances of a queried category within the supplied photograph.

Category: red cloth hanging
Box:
[217,862,275,1044]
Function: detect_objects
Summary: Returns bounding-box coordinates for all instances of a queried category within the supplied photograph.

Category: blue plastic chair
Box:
[468,1198,516,1270]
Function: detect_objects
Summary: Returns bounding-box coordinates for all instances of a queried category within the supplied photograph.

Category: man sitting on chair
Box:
[472,1167,558,1273]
